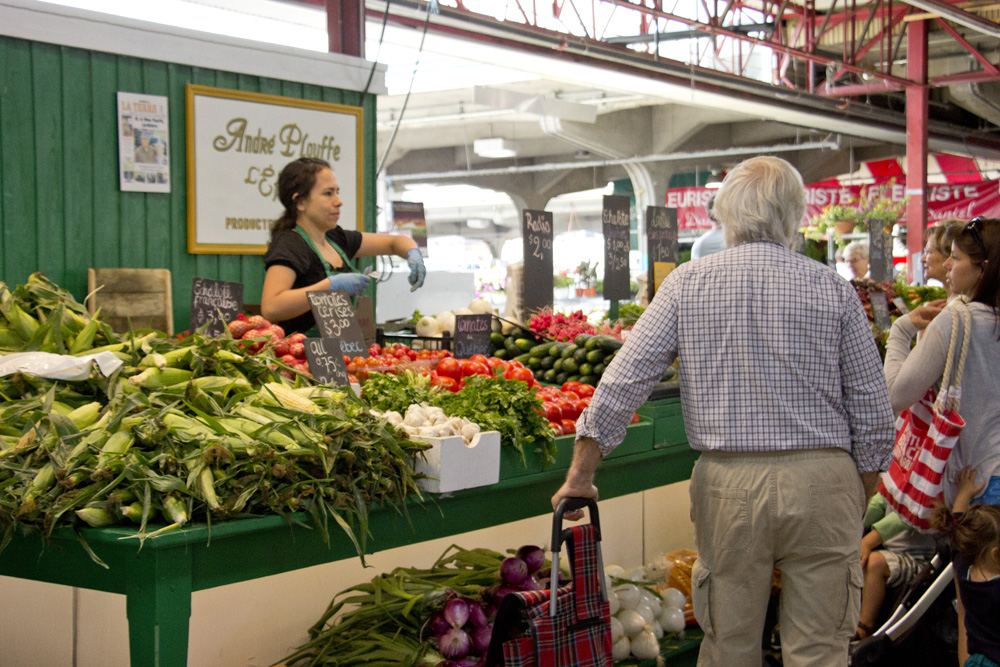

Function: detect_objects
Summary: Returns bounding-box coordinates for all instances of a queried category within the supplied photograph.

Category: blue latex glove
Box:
[327,272,371,296]
[406,248,426,292]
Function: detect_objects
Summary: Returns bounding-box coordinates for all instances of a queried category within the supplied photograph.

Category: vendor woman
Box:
[261,157,426,335]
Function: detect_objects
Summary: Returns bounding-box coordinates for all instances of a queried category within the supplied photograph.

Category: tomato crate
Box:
[375,327,452,352]
[637,398,689,448]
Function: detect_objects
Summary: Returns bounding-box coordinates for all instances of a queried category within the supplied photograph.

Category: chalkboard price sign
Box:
[190,278,243,337]
[453,314,492,359]
[870,290,893,329]
[303,338,350,386]
[603,195,631,301]
[306,290,369,359]
[869,223,892,283]
[522,209,554,315]
[645,206,678,302]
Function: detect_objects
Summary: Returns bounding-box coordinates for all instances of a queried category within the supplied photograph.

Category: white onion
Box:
[635,602,657,626]
[651,620,664,639]
[468,298,493,314]
[658,606,686,634]
[607,589,620,616]
[604,564,625,578]
[614,584,641,610]
[660,587,687,610]
[609,616,624,643]
[435,311,457,335]
[624,566,647,582]
[629,629,660,660]
[616,609,645,636]
[611,636,631,660]
[640,590,662,616]
[415,316,439,337]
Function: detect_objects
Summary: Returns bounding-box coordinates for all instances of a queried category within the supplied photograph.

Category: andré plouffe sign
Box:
[185,84,362,255]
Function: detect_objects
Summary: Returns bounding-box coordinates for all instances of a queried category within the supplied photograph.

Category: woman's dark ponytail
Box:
[271,157,331,241]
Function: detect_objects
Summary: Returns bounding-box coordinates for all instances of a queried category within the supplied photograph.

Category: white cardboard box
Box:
[413,430,501,494]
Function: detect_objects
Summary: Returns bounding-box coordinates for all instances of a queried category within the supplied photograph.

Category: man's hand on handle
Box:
[552,437,602,521]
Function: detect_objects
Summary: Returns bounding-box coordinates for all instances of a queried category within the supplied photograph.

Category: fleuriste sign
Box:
[185,84,362,255]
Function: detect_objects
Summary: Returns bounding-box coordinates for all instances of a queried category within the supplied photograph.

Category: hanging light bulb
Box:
[705,169,723,189]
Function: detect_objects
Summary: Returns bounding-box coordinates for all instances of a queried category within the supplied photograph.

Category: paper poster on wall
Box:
[185,84,362,255]
[117,92,170,193]
[391,201,428,249]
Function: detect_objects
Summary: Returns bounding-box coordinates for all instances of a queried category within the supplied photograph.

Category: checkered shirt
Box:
[576,242,895,473]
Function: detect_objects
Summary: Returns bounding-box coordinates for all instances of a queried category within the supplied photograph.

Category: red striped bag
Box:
[879,299,971,531]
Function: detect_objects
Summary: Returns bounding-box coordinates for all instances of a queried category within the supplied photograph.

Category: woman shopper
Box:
[924,218,967,295]
[261,157,426,335]
[884,217,1000,666]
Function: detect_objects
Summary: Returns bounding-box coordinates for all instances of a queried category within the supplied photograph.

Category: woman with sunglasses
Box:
[884,217,1000,666]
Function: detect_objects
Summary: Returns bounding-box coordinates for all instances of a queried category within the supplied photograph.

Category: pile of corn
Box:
[0,273,430,564]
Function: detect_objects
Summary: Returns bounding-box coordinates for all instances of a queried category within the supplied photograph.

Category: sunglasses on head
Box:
[965,217,987,254]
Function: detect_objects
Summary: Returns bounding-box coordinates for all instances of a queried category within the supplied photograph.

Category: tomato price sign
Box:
[306,290,369,359]
[453,314,491,359]
[522,209,553,316]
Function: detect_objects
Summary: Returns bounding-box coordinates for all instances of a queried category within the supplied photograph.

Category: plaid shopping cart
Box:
[485,497,612,667]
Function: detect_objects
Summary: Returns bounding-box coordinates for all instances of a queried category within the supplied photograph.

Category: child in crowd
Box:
[855,479,939,639]
[931,468,1000,667]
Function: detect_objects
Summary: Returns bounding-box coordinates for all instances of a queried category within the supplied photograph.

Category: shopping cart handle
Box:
[552,497,601,549]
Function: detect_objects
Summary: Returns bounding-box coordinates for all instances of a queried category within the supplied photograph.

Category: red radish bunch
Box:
[528,308,623,342]
[226,315,310,377]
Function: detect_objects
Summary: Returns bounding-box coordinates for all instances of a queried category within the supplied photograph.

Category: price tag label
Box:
[645,205,678,302]
[602,195,631,301]
[190,278,243,337]
[306,290,369,359]
[870,291,893,329]
[303,338,350,386]
[522,209,553,315]
[892,297,910,315]
[453,314,492,359]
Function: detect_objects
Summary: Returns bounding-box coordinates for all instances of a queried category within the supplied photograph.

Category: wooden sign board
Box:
[522,209,553,316]
[303,338,350,386]
[645,206,678,302]
[870,291,893,329]
[869,224,892,283]
[602,195,631,301]
[453,314,492,359]
[190,278,243,337]
[306,290,369,359]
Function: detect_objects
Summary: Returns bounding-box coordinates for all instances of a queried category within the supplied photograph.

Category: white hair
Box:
[712,156,806,248]
[844,240,870,260]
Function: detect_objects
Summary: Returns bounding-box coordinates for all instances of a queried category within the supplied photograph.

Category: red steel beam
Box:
[905,17,929,281]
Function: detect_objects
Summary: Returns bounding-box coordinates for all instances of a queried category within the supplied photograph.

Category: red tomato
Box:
[485,357,506,370]
[436,357,462,381]
[549,421,565,436]
[536,386,560,400]
[368,343,382,356]
[343,355,351,365]
[543,402,563,422]
[460,360,490,377]
[574,384,595,398]
[509,366,535,388]
[555,399,577,420]
[560,419,577,435]
[561,391,581,401]
[561,381,583,394]
[631,413,641,424]
[430,374,458,392]
[572,400,589,417]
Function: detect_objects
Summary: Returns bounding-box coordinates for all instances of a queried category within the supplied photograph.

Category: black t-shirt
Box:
[954,551,1000,665]
[263,226,364,335]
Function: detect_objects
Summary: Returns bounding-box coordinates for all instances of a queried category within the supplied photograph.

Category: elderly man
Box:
[552,156,894,667]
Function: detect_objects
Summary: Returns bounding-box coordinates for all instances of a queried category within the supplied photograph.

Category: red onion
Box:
[491,585,520,605]
[456,658,481,667]
[428,610,451,638]
[466,602,489,628]
[471,623,494,654]
[519,576,540,591]
[483,602,497,623]
[515,545,545,574]
[439,627,472,659]
[443,597,470,628]
[500,557,528,586]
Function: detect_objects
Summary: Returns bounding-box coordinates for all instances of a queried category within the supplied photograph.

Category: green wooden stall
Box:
[0,35,378,332]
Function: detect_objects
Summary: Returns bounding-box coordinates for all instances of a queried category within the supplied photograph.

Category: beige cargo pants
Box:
[689,448,865,667]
